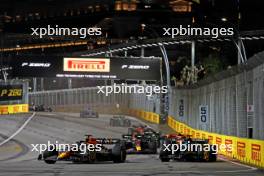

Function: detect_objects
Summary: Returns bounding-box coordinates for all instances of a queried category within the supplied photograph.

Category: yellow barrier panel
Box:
[167,116,264,168]
[128,109,159,124]
[128,110,264,168]
[0,104,28,115]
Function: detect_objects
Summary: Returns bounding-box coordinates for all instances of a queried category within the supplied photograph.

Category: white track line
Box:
[218,156,257,170]
[0,112,36,146]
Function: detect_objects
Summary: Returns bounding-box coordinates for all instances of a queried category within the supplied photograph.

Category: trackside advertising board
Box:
[11,56,161,81]
[0,104,28,114]
[0,85,23,101]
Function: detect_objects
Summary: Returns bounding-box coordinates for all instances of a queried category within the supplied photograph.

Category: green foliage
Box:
[202,54,223,75]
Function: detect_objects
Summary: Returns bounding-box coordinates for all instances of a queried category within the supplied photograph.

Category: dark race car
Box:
[122,127,160,154]
[159,135,217,162]
[109,115,131,127]
[38,135,126,164]
[30,104,52,112]
[80,107,99,118]
[127,125,159,136]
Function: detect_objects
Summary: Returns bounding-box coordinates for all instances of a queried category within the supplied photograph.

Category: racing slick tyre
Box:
[159,151,170,162]
[160,157,170,162]
[43,149,58,164]
[209,153,217,162]
[112,144,126,163]
[208,145,217,162]
[159,145,170,162]
[148,141,157,154]
[88,151,97,163]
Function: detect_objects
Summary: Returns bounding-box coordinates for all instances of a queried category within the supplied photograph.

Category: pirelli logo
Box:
[191,130,195,137]
[237,142,246,158]
[196,132,200,138]
[63,58,110,72]
[225,139,233,154]
[202,133,206,139]
[251,144,261,161]
[216,137,222,146]
[208,135,213,144]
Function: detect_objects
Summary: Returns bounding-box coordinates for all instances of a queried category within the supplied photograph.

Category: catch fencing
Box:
[169,51,264,140]
[29,85,161,115]
[29,87,130,114]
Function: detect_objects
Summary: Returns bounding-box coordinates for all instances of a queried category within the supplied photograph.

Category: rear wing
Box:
[122,134,144,139]
[184,138,209,144]
[122,134,132,139]
[95,138,121,144]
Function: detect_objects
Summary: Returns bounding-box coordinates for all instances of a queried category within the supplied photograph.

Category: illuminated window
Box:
[170,0,192,12]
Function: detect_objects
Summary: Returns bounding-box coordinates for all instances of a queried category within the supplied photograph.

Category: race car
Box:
[127,125,157,135]
[109,115,131,127]
[127,125,145,135]
[122,127,159,154]
[159,136,217,162]
[30,104,52,112]
[38,135,126,164]
[127,125,161,143]
[160,133,186,143]
[80,107,99,118]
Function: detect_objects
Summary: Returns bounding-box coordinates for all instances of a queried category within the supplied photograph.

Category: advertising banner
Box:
[0,104,28,114]
[11,56,161,81]
[0,85,23,101]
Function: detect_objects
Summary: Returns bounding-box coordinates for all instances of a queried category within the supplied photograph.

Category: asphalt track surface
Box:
[0,112,263,176]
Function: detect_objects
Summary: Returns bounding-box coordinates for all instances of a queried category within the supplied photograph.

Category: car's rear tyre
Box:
[160,157,170,162]
[209,153,217,162]
[113,149,126,163]
[112,144,126,163]
[148,141,157,154]
[43,150,58,164]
